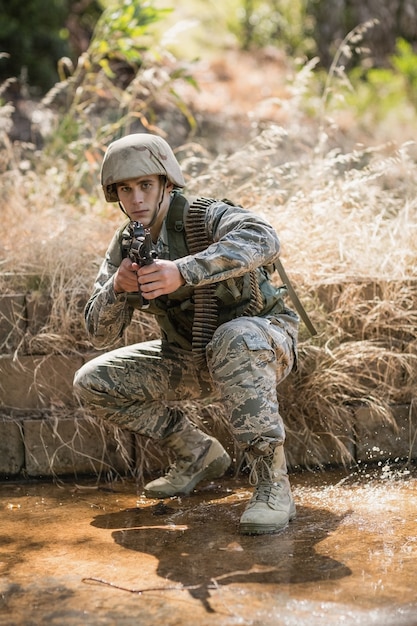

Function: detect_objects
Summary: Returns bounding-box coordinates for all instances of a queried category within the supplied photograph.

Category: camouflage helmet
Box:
[100,133,185,202]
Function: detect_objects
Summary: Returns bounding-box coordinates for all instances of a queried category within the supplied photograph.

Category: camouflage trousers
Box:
[73,315,297,446]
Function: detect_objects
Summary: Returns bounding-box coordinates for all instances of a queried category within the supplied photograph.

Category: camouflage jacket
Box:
[84,195,298,350]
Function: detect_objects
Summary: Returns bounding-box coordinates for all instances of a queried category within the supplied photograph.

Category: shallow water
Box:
[1,464,417,625]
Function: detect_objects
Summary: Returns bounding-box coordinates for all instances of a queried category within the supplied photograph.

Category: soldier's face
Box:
[116,174,173,228]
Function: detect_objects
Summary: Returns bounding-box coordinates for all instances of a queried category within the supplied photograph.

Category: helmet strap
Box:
[118,201,128,216]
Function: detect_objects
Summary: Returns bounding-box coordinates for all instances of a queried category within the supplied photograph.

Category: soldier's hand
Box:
[137,259,185,299]
[113,258,140,294]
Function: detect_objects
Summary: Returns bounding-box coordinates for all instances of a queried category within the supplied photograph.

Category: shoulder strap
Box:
[165,192,189,260]
[165,191,188,233]
[118,218,133,259]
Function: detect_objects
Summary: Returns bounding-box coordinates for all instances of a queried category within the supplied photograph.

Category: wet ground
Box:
[1,463,417,626]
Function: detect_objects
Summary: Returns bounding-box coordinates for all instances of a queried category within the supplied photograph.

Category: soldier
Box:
[73,133,299,535]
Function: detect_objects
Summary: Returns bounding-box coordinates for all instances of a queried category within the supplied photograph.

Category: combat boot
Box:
[144,421,231,498]
[239,441,296,535]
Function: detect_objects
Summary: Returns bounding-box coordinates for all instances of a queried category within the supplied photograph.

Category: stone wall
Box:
[1,279,417,479]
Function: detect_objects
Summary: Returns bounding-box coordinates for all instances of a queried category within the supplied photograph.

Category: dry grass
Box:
[1,47,417,479]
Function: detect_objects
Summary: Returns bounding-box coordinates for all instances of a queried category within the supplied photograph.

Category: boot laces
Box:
[164,458,193,481]
[247,453,275,486]
[251,481,284,507]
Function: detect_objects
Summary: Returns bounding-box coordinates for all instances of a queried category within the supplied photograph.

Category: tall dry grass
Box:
[181,126,417,468]
[1,44,417,478]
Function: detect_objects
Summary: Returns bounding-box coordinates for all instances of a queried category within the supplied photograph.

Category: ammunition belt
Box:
[244,268,265,316]
[185,197,266,366]
[185,197,219,367]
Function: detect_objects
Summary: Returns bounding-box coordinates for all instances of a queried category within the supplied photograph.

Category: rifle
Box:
[126,221,158,309]
[274,258,317,336]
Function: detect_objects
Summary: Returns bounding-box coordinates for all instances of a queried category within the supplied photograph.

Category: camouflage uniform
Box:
[74,132,300,534]
[74,198,299,447]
